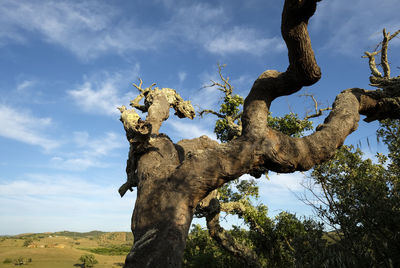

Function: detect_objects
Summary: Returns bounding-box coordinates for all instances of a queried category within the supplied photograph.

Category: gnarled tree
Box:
[117,0,400,267]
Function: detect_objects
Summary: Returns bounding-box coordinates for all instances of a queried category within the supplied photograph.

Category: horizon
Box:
[0,0,399,235]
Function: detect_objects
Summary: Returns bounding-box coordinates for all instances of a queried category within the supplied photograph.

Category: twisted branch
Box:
[195,190,262,268]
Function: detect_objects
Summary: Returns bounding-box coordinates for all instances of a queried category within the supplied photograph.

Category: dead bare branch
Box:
[301,93,332,120]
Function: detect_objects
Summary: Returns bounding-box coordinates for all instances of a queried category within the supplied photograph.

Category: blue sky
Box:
[0,0,399,235]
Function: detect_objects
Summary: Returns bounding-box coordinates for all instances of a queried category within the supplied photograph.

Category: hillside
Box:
[0,231,133,267]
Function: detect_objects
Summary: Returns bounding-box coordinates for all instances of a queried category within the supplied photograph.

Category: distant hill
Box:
[0,231,132,267]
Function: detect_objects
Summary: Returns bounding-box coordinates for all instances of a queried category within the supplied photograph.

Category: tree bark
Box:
[119,0,400,267]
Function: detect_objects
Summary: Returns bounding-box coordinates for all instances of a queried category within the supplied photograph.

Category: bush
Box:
[23,238,34,247]
[3,258,12,264]
[13,256,31,265]
[81,244,131,256]
[79,254,98,268]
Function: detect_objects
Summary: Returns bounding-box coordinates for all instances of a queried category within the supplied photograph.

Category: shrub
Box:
[13,256,31,265]
[3,258,12,264]
[79,254,98,268]
[82,244,131,256]
[23,238,34,247]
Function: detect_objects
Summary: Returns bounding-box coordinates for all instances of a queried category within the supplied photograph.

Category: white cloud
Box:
[68,81,121,116]
[311,0,400,54]
[0,104,59,151]
[0,1,285,59]
[166,119,216,140]
[50,156,100,171]
[231,74,256,95]
[16,80,36,92]
[78,131,124,156]
[257,172,304,194]
[206,27,284,55]
[236,173,314,217]
[167,3,283,56]
[51,131,125,171]
[190,70,226,111]
[178,72,187,83]
[170,3,226,33]
[68,65,140,117]
[0,174,106,197]
[0,1,164,60]
[0,174,135,234]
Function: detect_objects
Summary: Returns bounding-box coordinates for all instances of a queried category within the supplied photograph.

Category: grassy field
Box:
[0,231,132,267]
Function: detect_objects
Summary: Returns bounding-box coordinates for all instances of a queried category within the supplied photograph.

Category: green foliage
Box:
[218,179,259,203]
[214,93,244,142]
[79,254,98,268]
[23,238,34,247]
[191,175,330,267]
[309,119,400,267]
[3,258,12,264]
[13,256,32,266]
[55,230,106,239]
[377,119,400,175]
[185,213,329,267]
[267,112,313,137]
[269,212,327,267]
[183,225,243,268]
[219,94,244,116]
[80,244,131,256]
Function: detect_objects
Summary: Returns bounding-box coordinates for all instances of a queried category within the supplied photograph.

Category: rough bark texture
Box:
[118,1,400,267]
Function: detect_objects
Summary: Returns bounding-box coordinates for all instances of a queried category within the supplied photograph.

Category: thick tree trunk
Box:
[124,177,193,267]
[122,135,219,268]
[119,1,400,267]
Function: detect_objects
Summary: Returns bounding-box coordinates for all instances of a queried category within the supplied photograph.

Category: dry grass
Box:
[0,233,127,268]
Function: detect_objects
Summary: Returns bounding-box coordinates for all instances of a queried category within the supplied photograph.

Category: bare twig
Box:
[381,29,391,78]
[363,28,400,80]
[362,51,382,77]
[133,78,144,93]
[130,79,148,112]
[198,109,224,118]
[202,64,234,97]
[198,64,243,141]
[301,93,332,120]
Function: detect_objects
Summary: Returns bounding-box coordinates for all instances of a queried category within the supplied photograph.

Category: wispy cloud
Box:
[178,72,187,83]
[191,86,222,112]
[166,119,216,140]
[167,3,283,56]
[0,1,164,60]
[0,173,135,234]
[16,80,36,92]
[311,0,400,54]
[68,65,140,117]
[0,104,59,151]
[231,74,256,95]
[206,27,284,55]
[0,1,284,60]
[258,173,304,193]
[50,132,125,171]
[238,173,313,217]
